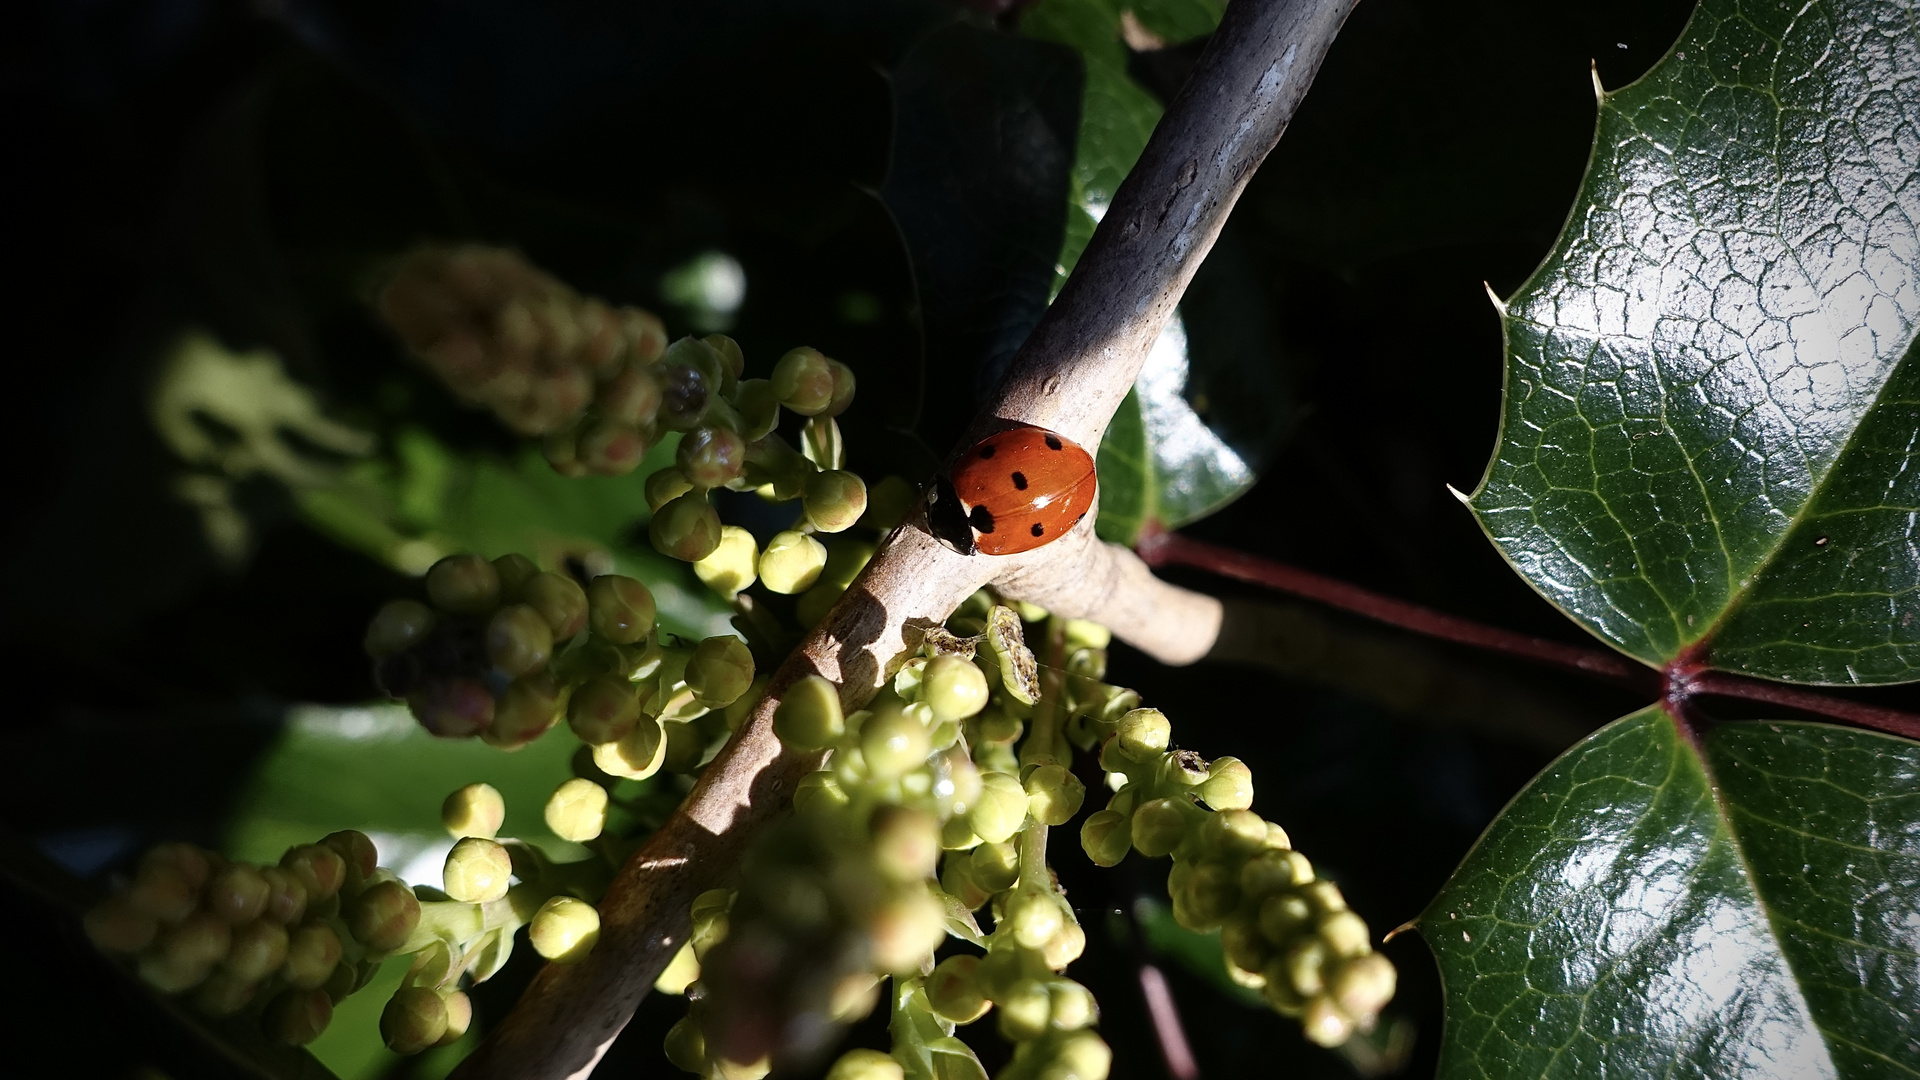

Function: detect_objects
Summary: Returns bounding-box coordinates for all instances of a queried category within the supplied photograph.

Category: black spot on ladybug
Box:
[969,504,996,534]
[1030,523,1045,538]
[978,444,996,459]
[1011,471,1029,490]
[1044,434,1063,451]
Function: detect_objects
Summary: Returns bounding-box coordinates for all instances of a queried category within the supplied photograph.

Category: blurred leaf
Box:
[1135,897,1265,1008]
[297,428,732,640]
[1423,708,1920,1078]
[1468,0,1920,682]
[880,22,1082,450]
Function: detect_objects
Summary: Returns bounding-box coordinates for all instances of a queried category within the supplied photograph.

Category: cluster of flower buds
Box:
[84,831,423,1046]
[376,244,668,437]
[1077,712,1396,1046]
[365,551,759,761]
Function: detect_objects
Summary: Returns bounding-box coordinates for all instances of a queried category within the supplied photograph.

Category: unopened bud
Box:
[321,829,378,886]
[1319,910,1372,959]
[1199,756,1254,811]
[442,837,512,903]
[861,699,931,780]
[1048,979,1098,1030]
[1302,995,1355,1047]
[492,553,540,600]
[687,636,755,708]
[967,771,1029,844]
[968,840,1019,894]
[1260,892,1314,945]
[664,1016,707,1073]
[191,968,260,1018]
[1006,889,1065,951]
[867,887,945,973]
[771,347,835,415]
[803,470,867,533]
[1130,798,1188,858]
[824,359,857,417]
[442,783,506,839]
[1079,810,1133,867]
[921,655,989,723]
[678,426,747,488]
[426,554,500,615]
[1330,952,1396,1021]
[523,571,589,640]
[382,986,450,1055]
[694,526,759,598]
[486,673,563,750]
[870,806,941,883]
[128,858,198,924]
[645,466,695,512]
[264,988,333,1045]
[826,1049,903,1080]
[260,867,308,925]
[437,989,474,1046]
[587,575,656,644]
[280,845,346,902]
[545,778,610,842]
[283,922,343,989]
[773,675,844,751]
[650,491,723,562]
[1024,764,1085,826]
[1042,919,1087,968]
[528,895,600,964]
[1201,809,1268,858]
[1116,709,1170,760]
[408,677,495,738]
[349,880,422,952]
[926,955,989,1023]
[567,676,640,745]
[140,911,232,992]
[223,919,290,982]
[486,604,554,677]
[655,941,700,995]
[593,714,667,780]
[1054,1031,1112,1080]
[758,530,827,594]
[365,599,435,658]
[995,978,1052,1042]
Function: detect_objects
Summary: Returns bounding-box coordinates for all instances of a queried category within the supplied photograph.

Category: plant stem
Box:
[1140,531,1654,688]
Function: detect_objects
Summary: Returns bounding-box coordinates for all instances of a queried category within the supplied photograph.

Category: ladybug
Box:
[928,425,1096,556]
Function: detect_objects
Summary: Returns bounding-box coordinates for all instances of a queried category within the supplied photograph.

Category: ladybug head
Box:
[926,474,977,556]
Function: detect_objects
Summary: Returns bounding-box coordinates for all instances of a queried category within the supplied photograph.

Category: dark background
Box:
[0,0,1749,1077]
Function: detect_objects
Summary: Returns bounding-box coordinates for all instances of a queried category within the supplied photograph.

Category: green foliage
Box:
[1469,0,1920,682]
[1424,709,1920,1079]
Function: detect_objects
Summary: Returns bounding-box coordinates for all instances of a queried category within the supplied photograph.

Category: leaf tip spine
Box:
[1446,483,1472,508]
[1483,281,1507,315]
[1590,60,1606,102]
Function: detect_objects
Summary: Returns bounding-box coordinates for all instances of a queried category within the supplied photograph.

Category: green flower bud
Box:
[437,989,474,1046]
[492,553,540,600]
[649,490,723,561]
[1302,995,1355,1047]
[190,968,259,1018]
[1239,848,1300,898]
[824,359,857,417]
[545,777,610,842]
[1161,750,1211,788]
[1319,910,1372,959]
[1200,809,1268,859]
[282,922,342,990]
[126,860,197,924]
[1053,1031,1112,1080]
[594,714,667,780]
[426,554,500,615]
[578,419,650,476]
[600,362,664,425]
[942,816,983,853]
[802,470,867,533]
[408,677,495,739]
[321,830,378,885]
[922,655,989,723]
[826,1049,903,1080]
[1130,798,1189,858]
[485,673,563,749]
[1283,937,1330,997]
[1301,878,1345,915]
[521,573,590,644]
[1006,889,1065,951]
[733,378,780,441]
[772,675,844,751]
[872,806,941,883]
[687,636,755,707]
[664,1015,707,1073]
[995,978,1052,1042]
[771,346,834,415]
[529,895,600,964]
[543,427,586,477]
[975,942,1027,1000]
[279,845,346,902]
[758,530,827,594]
[677,425,747,488]
[142,911,232,992]
[1024,764,1085,827]
[587,574,657,644]
[381,985,449,1055]
[85,896,157,953]
[259,867,307,925]
[968,841,1019,894]
[1199,756,1254,811]
[793,770,850,818]
[868,886,946,973]
[1260,892,1314,946]
[1266,821,1293,850]
[365,599,435,659]
[1115,708,1170,760]
[1330,952,1396,1021]
[940,850,989,910]
[1178,861,1241,931]
[222,918,290,982]
[485,604,554,677]
[645,466,695,512]
[1041,920,1087,969]
[861,699,931,780]
[1079,809,1132,867]
[859,474,916,530]
[1048,979,1098,1030]
[690,888,732,961]
[694,526,758,598]
[349,880,421,952]
[567,676,640,745]
[205,864,270,924]
[442,837,512,903]
[264,988,333,1046]
[967,771,1029,844]
[702,333,745,387]
[654,940,700,995]
[926,955,990,1023]
[1097,734,1130,775]
[442,782,506,839]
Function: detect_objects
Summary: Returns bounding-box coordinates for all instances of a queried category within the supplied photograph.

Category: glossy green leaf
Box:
[1469,0,1920,683]
[297,428,731,640]
[1423,707,1920,1078]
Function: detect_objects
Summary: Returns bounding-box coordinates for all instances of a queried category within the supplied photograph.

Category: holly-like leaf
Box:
[1422,707,1920,1079]
[1469,0,1920,683]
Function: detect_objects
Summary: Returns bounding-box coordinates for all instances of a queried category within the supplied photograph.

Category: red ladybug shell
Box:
[931,426,1096,556]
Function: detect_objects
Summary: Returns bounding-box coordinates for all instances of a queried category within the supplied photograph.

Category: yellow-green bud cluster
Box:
[376,244,667,439]
[85,832,418,1046]
[1080,707,1395,1044]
